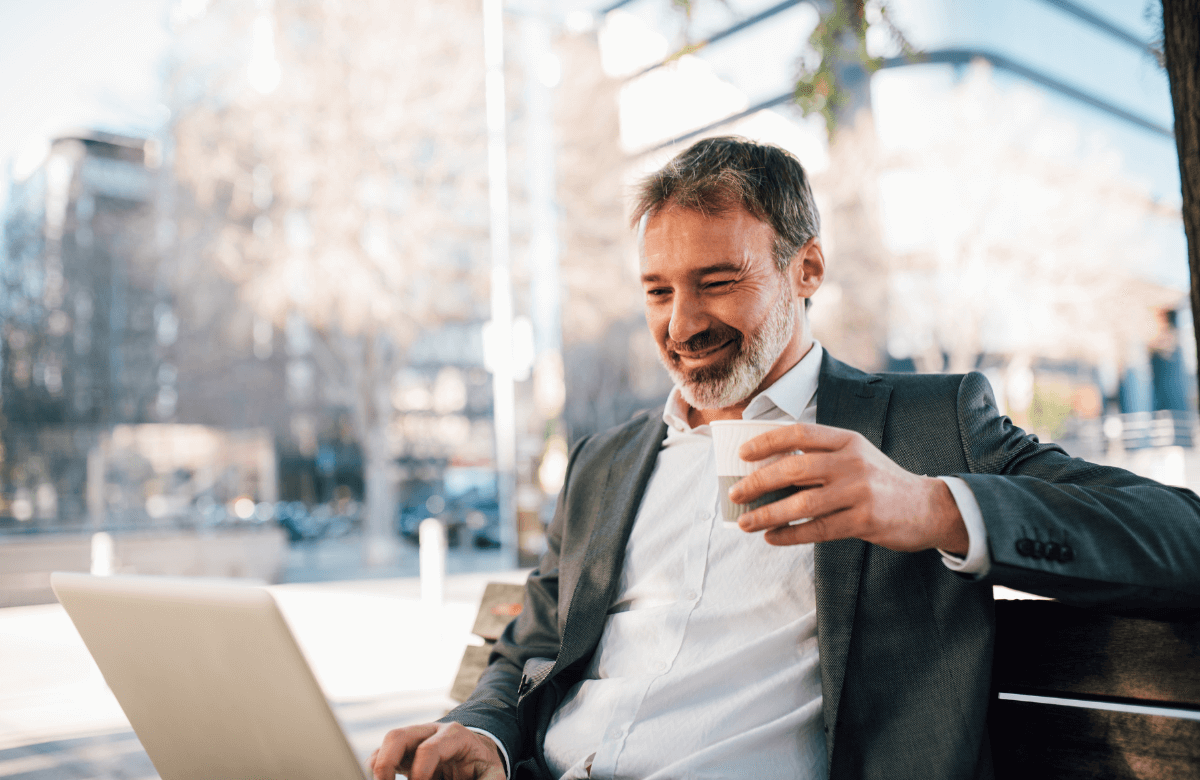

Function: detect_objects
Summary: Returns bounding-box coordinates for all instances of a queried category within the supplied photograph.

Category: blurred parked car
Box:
[397,466,500,548]
[276,500,360,543]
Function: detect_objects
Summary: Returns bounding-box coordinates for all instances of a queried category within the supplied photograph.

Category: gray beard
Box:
[661,285,796,410]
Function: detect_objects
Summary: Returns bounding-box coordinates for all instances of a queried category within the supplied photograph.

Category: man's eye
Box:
[645,288,670,297]
[705,280,734,289]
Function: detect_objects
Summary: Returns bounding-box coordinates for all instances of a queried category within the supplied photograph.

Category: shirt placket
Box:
[597,441,715,772]
[589,436,715,779]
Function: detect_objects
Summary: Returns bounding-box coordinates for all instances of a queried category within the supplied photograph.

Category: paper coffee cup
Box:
[710,419,800,526]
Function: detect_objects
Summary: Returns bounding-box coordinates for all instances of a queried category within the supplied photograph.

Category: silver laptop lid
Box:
[51,572,367,780]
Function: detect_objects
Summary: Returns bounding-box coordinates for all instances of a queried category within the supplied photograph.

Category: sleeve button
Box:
[1057,544,1074,563]
[1045,542,1061,561]
[1015,539,1034,557]
[1032,541,1047,559]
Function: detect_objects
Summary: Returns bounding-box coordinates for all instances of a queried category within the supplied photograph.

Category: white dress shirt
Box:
[483,343,990,778]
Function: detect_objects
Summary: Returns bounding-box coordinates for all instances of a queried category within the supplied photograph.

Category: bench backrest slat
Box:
[471,582,527,641]
[990,600,1200,779]
[992,600,1200,707]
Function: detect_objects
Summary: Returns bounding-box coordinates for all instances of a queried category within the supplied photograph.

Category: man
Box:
[371,137,1200,780]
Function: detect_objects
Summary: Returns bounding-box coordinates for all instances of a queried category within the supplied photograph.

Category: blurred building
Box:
[0,128,291,597]
[0,132,166,528]
[0,130,310,531]
[2,132,161,428]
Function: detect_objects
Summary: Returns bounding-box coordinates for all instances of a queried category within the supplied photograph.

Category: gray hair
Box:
[631,136,821,273]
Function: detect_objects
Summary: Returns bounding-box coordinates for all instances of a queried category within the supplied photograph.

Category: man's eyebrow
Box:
[641,262,746,283]
[693,262,746,276]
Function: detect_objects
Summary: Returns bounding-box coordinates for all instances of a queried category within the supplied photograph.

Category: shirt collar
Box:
[662,341,823,432]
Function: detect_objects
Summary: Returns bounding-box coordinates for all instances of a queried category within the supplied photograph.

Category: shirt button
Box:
[685,590,698,601]
[656,661,668,673]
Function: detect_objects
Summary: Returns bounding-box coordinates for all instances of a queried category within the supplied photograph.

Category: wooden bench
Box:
[452,585,1200,777]
[990,599,1200,778]
[450,582,528,703]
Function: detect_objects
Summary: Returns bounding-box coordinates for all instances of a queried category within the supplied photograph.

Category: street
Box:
[0,560,529,779]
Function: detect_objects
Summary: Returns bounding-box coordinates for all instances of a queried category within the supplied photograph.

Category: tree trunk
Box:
[346,331,398,568]
[1161,0,1200,407]
[362,422,397,567]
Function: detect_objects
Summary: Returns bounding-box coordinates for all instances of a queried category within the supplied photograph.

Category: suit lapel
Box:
[813,352,892,752]
[559,414,667,671]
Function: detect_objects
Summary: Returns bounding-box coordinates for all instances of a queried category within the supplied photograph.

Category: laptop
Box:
[51,572,369,780]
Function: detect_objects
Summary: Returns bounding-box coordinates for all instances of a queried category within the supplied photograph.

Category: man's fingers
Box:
[730,451,830,504]
[372,724,437,780]
[408,730,453,780]
[738,422,856,461]
[737,478,853,532]
[406,723,503,780]
[762,510,854,546]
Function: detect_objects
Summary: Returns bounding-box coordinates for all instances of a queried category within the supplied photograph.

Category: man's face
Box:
[640,203,799,410]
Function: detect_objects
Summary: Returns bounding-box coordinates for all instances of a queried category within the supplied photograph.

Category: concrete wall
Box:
[0,527,287,608]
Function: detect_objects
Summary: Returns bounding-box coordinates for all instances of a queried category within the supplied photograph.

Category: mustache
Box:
[666,325,742,356]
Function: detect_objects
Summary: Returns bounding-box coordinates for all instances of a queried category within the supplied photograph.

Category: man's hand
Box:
[369,722,505,780]
[729,422,969,554]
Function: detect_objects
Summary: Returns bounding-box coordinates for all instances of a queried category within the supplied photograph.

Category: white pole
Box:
[522,3,563,404]
[87,442,106,530]
[483,0,518,567]
[419,518,446,606]
[91,532,115,576]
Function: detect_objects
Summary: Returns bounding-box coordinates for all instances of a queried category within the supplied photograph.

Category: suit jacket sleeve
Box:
[436,433,591,765]
[954,371,1200,609]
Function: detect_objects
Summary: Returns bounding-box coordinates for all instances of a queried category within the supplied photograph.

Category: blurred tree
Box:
[1160,0,1200,404]
[798,0,898,369]
[554,29,669,438]
[165,0,492,563]
[878,64,1174,379]
[667,0,913,133]
[792,0,915,133]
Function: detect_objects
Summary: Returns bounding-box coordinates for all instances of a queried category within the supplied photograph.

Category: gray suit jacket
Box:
[444,353,1200,779]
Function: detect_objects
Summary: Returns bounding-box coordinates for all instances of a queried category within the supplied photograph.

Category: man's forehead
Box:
[639,203,773,270]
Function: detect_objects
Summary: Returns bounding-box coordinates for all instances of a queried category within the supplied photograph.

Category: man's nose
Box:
[668,292,709,344]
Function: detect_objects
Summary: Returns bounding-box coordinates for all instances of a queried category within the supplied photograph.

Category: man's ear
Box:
[788,238,825,300]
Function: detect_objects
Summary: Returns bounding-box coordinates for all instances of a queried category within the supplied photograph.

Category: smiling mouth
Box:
[674,340,734,362]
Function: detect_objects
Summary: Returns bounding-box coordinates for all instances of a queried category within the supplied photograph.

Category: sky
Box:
[0,0,171,209]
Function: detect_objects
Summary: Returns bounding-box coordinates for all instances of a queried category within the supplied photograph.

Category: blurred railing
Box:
[1111,410,1198,451]
[0,524,287,607]
[1053,410,1198,464]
